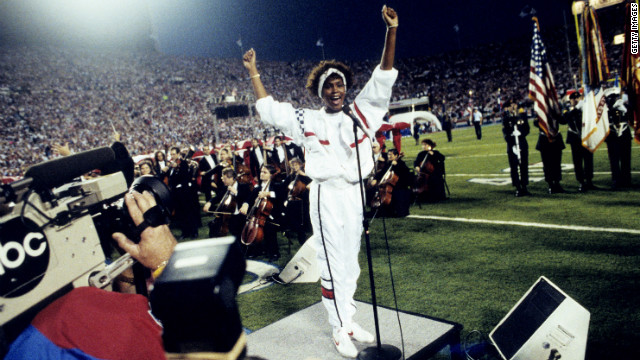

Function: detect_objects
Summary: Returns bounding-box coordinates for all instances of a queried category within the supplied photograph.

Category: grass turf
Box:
[177,122,640,359]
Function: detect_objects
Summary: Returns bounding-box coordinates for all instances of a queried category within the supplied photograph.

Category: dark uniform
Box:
[207,181,253,241]
[247,145,267,179]
[282,172,312,245]
[248,180,286,261]
[168,157,201,239]
[502,108,530,196]
[414,149,446,202]
[442,113,453,142]
[605,95,632,188]
[366,150,388,207]
[198,153,218,202]
[376,156,412,217]
[533,120,565,194]
[560,103,595,191]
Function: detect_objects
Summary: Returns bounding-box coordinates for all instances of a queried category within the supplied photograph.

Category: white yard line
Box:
[407,215,640,235]
[446,171,640,177]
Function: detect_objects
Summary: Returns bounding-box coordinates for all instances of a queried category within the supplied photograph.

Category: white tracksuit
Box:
[256,65,397,329]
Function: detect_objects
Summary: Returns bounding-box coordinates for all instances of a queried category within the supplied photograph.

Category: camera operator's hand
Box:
[112,191,177,270]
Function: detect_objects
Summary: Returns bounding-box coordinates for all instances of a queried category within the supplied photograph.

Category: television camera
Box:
[0,146,171,352]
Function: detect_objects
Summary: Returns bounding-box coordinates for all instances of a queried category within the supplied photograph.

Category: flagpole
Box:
[563,11,578,90]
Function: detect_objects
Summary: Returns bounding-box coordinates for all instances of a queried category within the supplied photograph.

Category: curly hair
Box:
[422,138,437,148]
[305,60,354,97]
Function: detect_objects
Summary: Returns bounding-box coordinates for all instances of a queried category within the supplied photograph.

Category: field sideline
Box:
[183,123,639,359]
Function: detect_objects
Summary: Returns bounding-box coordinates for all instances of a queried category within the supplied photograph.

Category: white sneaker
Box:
[333,327,358,358]
[348,322,375,343]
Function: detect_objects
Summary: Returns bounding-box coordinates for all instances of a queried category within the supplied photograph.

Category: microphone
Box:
[101,142,135,187]
[342,102,368,135]
[24,147,116,191]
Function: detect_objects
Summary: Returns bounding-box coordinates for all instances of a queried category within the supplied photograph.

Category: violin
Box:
[283,173,307,208]
[235,163,253,186]
[240,180,273,245]
[414,152,435,196]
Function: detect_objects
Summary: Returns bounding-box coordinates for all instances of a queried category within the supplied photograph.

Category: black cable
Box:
[463,329,491,360]
[316,184,343,326]
[20,189,54,231]
[381,216,406,359]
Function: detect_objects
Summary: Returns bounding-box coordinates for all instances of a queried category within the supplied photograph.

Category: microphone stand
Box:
[349,116,401,360]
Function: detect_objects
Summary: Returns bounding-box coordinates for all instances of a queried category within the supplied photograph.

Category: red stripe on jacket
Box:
[354,102,370,129]
[304,132,330,145]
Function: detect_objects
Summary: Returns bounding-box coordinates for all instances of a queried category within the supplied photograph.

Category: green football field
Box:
[184,122,640,359]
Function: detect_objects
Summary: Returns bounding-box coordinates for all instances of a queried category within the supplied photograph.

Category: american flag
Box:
[528,19,561,139]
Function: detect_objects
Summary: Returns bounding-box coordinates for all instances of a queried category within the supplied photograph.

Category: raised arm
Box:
[243,48,268,100]
[380,5,398,71]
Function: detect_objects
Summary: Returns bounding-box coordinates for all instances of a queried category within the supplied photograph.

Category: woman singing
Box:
[243,5,398,358]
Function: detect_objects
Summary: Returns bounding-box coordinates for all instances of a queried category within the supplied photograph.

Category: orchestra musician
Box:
[372,148,411,217]
[246,138,267,179]
[414,139,446,203]
[246,165,285,261]
[167,146,201,239]
[366,141,387,206]
[285,138,305,165]
[203,167,252,240]
[209,148,234,205]
[282,157,312,245]
[267,136,302,182]
[224,143,245,167]
[154,150,169,182]
[242,4,398,357]
[198,144,218,202]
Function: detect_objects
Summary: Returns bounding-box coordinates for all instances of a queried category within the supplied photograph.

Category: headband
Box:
[317,68,347,99]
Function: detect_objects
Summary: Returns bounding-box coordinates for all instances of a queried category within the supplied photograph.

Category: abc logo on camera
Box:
[0,217,49,298]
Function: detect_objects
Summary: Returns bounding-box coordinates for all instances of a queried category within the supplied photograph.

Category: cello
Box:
[231,140,253,186]
[284,173,307,207]
[371,154,402,208]
[414,152,435,197]
[208,187,236,237]
[240,179,273,245]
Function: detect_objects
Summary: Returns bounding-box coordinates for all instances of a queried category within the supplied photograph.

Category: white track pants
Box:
[309,180,363,329]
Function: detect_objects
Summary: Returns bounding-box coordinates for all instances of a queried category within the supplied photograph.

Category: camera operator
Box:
[5,189,265,360]
[4,191,176,360]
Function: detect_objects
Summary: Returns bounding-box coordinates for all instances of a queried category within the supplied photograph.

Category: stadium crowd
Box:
[0,24,622,177]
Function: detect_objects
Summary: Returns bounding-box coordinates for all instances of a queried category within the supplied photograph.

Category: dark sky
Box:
[146,0,570,61]
[0,0,573,61]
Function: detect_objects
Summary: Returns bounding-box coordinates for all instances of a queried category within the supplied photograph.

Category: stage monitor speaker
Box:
[489,276,590,360]
[277,236,319,284]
